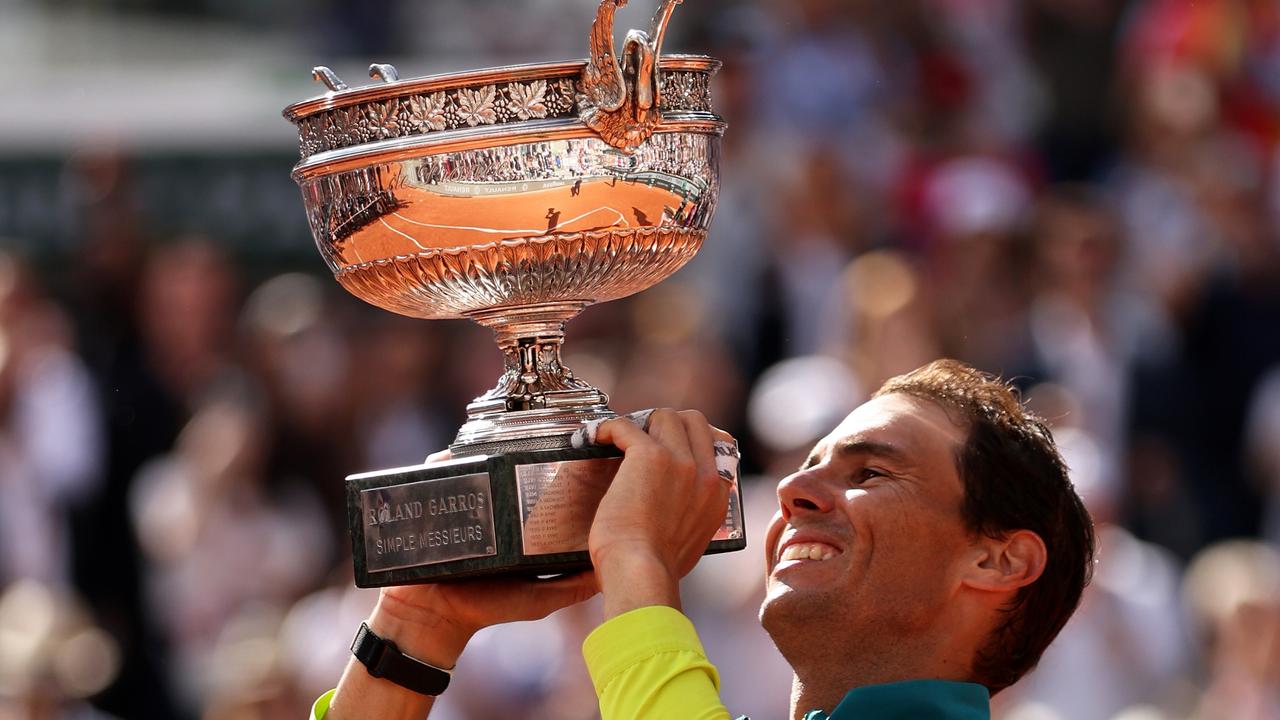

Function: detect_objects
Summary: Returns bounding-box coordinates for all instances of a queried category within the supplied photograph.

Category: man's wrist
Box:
[593,547,681,619]
[368,590,473,669]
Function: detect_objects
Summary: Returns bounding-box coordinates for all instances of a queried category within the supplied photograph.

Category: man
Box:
[312,359,1095,719]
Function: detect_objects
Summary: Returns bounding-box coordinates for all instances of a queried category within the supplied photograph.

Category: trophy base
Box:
[347,445,746,587]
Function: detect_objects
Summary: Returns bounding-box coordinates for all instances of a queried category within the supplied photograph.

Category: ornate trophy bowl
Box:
[285,0,744,586]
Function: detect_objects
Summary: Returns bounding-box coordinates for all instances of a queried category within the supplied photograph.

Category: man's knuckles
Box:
[676,408,709,427]
[646,407,682,428]
[668,454,698,481]
[622,441,671,471]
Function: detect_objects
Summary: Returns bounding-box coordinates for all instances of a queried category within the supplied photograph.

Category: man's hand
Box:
[328,573,597,720]
[359,446,600,665]
[374,570,599,665]
[587,409,734,619]
[326,451,599,720]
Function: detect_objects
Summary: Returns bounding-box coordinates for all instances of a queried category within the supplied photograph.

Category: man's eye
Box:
[854,468,884,484]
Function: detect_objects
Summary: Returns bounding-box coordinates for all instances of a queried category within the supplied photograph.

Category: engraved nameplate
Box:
[517,458,621,556]
[360,472,497,572]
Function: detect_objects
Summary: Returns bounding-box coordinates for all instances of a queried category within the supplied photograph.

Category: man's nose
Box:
[776,467,835,521]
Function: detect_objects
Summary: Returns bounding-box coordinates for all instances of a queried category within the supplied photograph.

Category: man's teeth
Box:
[780,543,838,562]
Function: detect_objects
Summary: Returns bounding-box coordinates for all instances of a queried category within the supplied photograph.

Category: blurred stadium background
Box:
[2,0,1280,718]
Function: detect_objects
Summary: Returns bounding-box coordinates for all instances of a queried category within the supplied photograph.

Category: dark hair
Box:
[874,359,1095,693]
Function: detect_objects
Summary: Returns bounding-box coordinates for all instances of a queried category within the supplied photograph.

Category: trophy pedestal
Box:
[347,444,746,587]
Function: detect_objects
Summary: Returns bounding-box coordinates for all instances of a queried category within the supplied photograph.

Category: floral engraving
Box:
[492,91,515,124]
[404,92,449,134]
[366,99,402,139]
[320,111,345,151]
[292,68,711,158]
[300,118,322,157]
[457,85,497,127]
[508,80,549,120]
[543,78,577,115]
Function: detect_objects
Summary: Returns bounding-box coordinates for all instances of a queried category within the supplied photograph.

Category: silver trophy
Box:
[284,0,744,586]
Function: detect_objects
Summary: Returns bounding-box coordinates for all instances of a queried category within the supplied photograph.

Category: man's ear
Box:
[961,530,1047,593]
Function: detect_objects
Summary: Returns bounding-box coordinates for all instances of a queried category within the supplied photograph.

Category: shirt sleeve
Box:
[583,605,732,720]
[310,688,336,720]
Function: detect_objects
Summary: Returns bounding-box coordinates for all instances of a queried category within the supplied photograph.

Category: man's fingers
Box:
[425,449,452,464]
[571,409,653,448]
[590,415,652,451]
[645,409,699,480]
[677,409,718,486]
[707,424,735,445]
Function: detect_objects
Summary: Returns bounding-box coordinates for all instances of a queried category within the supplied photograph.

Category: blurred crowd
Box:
[3,0,1280,719]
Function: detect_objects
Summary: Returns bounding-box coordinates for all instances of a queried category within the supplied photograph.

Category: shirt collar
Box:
[805,679,990,720]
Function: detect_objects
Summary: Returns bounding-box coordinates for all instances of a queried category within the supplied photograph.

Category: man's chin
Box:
[759,581,825,633]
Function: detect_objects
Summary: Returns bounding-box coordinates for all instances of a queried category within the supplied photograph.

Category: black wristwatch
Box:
[350,622,453,696]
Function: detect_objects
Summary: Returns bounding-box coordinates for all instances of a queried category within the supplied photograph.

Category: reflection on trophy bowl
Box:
[284,0,745,586]
[310,130,718,321]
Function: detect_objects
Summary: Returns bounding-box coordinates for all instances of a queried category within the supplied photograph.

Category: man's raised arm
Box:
[582,409,737,720]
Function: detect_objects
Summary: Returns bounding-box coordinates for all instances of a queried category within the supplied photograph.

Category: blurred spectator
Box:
[67,238,239,719]
[129,394,331,714]
[1025,0,1126,181]
[1246,367,1280,546]
[1026,187,1177,506]
[831,250,940,389]
[759,143,870,361]
[1183,540,1280,719]
[0,580,121,720]
[919,155,1037,374]
[240,273,358,542]
[610,282,746,429]
[347,313,453,470]
[0,254,103,590]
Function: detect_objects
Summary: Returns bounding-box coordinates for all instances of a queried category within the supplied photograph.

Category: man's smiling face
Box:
[760,392,977,646]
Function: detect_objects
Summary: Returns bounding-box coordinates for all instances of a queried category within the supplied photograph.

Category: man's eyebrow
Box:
[800,439,909,471]
[831,439,909,463]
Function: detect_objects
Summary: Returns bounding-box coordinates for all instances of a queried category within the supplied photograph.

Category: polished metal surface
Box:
[517,457,623,556]
[286,0,722,453]
[301,131,720,315]
[358,471,497,572]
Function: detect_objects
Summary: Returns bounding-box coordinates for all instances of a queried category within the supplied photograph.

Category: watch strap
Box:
[351,622,452,696]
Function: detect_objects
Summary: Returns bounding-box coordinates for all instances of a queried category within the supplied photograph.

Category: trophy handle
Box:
[311,66,348,91]
[577,0,684,152]
[368,63,400,83]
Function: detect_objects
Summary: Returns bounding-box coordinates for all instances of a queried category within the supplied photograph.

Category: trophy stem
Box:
[451,302,614,456]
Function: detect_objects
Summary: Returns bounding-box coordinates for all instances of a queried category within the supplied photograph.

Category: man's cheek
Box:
[762,511,786,568]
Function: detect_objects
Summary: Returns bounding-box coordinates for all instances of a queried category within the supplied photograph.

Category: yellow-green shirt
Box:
[583,605,732,720]
[310,688,335,720]
[312,605,990,719]
[582,605,990,720]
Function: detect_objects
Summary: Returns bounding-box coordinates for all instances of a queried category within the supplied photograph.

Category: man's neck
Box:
[789,674,843,720]
[780,634,975,719]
